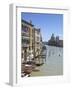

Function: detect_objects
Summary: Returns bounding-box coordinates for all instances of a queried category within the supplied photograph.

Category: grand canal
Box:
[31,45,63,76]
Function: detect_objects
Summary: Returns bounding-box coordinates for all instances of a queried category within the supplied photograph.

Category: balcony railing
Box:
[22,43,29,48]
[22,36,29,40]
[21,31,29,36]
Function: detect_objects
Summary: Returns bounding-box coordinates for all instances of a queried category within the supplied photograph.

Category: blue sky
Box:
[21,12,63,41]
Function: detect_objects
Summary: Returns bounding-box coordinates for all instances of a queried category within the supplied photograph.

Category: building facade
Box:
[48,34,63,47]
[21,20,34,63]
[21,20,42,63]
[33,28,42,57]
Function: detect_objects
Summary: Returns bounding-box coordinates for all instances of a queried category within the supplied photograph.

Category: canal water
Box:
[31,45,63,76]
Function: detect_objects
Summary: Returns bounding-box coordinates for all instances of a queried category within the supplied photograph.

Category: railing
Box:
[22,36,29,40]
[22,43,29,47]
[21,31,29,37]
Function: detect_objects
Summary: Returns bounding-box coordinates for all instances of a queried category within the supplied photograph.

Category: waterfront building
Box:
[33,28,42,57]
[21,20,34,63]
[50,33,55,41]
[21,20,42,63]
[48,34,63,47]
[56,36,59,43]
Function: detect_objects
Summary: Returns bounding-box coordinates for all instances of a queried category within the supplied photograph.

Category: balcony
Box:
[22,31,29,37]
[22,38,30,48]
[22,43,29,48]
[22,36,29,40]
[35,39,40,43]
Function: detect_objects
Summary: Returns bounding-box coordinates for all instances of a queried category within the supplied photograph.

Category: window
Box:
[22,39,29,44]
[22,24,29,33]
[37,37,39,41]
[37,31,39,35]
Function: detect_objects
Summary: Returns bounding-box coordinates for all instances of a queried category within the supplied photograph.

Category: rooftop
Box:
[22,19,34,27]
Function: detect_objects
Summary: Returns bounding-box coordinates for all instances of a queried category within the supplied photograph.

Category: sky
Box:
[21,12,63,41]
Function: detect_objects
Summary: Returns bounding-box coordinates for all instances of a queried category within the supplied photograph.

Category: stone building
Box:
[21,20,42,63]
[33,28,42,57]
[21,20,34,63]
[48,34,63,47]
